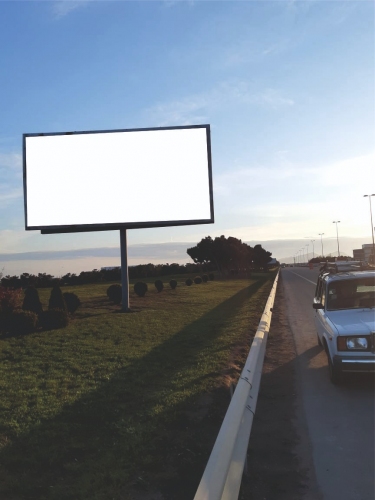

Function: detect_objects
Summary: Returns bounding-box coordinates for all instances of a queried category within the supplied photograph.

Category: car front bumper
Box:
[333,355,375,373]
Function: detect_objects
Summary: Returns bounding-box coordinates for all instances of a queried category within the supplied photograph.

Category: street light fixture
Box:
[364,194,375,264]
[318,233,324,258]
[332,221,341,258]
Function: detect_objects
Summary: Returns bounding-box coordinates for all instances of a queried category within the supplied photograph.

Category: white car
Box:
[313,262,375,383]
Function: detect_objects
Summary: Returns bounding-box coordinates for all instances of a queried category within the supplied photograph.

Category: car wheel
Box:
[323,339,343,384]
[317,332,323,347]
[327,351,343,385]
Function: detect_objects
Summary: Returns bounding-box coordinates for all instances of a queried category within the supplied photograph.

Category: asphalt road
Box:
[281,266,375,500]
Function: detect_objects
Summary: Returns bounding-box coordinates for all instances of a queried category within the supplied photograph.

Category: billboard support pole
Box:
[120,228,130,312]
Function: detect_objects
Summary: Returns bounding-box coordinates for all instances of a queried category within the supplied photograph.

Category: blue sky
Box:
[0,0,374,275]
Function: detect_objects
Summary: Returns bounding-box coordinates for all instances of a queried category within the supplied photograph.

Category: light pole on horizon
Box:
[319,233,324,258]
[364,194,375,264]
[333,221,341,258]
[306,243,309,263]
[311,239,315,259]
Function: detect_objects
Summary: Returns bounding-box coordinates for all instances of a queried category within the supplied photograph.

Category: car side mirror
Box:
[313,302,324,310]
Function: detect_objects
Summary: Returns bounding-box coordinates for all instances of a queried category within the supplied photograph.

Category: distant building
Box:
[362,244,375,264]
[353,249,365,261]
[353,244,374,263]
[101,266,120,271]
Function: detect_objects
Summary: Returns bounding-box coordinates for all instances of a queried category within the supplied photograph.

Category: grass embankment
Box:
[0,272,276,500]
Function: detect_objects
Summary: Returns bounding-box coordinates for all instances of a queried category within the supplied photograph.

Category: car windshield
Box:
[327,277,375,310]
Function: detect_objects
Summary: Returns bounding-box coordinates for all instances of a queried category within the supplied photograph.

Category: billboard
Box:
[23,124,213,234]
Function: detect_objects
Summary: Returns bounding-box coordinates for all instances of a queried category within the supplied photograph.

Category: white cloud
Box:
[146,81,294,126]
[0,188,23,206]
[215,151,375,195]
[314,152,375,187]
[212,150,375,241]
[258,88,295,108]
[0,229,34,253]
[52,0,91,19]
[0,153,22,171]
[220,38,289,69]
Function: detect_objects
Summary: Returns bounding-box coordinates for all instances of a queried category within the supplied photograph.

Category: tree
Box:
[22,286,43,316]
[48,286,67,311]
[252,244,272,270]
[187,235,257,276]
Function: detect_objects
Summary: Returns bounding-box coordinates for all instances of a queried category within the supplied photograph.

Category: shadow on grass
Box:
[0,277,271,500]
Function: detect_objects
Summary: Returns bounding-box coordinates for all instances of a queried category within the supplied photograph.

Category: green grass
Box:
[0,272,276,499]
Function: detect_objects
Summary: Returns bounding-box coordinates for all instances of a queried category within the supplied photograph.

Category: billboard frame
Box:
[23,124,214,235]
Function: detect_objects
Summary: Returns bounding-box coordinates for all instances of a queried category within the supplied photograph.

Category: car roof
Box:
[322,270,375,282]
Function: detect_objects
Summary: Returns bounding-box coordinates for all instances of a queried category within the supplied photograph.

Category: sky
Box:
[0,0,374,276]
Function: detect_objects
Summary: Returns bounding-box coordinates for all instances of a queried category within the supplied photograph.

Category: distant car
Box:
[313,261,375,383]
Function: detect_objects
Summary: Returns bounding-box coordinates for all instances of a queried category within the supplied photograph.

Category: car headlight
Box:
[346,337,368,350]
[337,336,369,351]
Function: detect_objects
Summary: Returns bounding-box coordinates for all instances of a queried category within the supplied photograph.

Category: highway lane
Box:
[281,267,375,500]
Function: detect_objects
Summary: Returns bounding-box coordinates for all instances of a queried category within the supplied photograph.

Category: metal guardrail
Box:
[193,270,280,500]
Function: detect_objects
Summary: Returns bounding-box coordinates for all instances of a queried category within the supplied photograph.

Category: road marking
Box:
[289,271,316,285]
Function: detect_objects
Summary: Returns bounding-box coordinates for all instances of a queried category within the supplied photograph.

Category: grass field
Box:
[0,272,276,500]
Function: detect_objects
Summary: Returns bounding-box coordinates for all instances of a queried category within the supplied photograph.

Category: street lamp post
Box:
[364,194,375,264]
[306,243,309,263]
[319,233,324,258]
[311,239,315,259]
[333,221,341,258]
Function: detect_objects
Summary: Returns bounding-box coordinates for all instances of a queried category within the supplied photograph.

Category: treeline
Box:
[0,263,213,289]
[0,235,274,289]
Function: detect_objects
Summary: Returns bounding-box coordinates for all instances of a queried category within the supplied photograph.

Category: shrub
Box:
[194,276,202,284]
[209,273,215,281]
[0,287,22,315]
[154,280,164,292]
[185,278,193,286]
[202,274,209,283]
[22,286,43,316]
[40,309,69,330]
[7,310,38,335]
[48,286,67,312]
[63,292,81,314]
[169,279,177,290]
[107,284,122,305]
[134,282,148,297]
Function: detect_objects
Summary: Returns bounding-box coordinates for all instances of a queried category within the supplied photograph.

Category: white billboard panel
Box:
[23,125,214,233]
